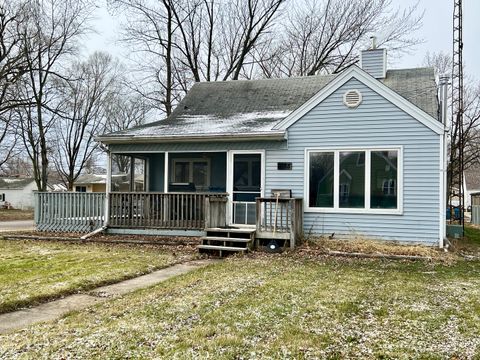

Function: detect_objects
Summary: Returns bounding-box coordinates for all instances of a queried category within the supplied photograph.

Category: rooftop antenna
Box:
[451,0,464,230]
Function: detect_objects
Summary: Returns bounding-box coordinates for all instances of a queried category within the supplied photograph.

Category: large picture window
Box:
[306,148,401,213]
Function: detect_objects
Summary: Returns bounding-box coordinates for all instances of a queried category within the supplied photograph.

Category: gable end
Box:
[273,66,444,135]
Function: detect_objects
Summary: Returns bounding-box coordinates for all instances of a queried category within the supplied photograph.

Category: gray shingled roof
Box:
[0,177,35,190]
[382,68,438,119]
[101,67,438,141]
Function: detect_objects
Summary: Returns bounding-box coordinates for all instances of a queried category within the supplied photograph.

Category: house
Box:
[73,174,145,193]
[37,46,447,249]
[464,166,480,210]
[0,177,37,210]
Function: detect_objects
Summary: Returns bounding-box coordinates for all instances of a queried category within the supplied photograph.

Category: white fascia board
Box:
[273,65,444,135]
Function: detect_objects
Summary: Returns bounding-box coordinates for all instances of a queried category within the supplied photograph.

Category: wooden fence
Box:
[35,192,105,232]
[108,192,228,230]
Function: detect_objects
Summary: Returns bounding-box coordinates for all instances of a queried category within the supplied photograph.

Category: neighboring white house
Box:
[465,166,480,209]
[0,177,37,210]
[73,174,144,193]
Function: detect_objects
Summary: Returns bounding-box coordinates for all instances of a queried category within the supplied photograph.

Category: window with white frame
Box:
[307,148,400,212]
[172,158,210,190]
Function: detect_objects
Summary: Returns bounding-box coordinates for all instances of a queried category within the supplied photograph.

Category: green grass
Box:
[464,225,480,246]
[0,240,186,313]
[1,256,479,359]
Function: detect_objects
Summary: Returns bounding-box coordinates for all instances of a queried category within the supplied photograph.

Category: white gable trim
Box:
[273,66,444,135]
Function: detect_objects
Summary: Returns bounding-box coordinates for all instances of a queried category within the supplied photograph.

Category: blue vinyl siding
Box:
[265,77,441,245]
[360,49,386,78]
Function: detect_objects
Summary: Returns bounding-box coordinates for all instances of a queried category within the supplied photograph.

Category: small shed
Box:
[472,192,480,225]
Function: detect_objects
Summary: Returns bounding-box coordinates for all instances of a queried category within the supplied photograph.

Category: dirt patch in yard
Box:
[0,209,34,221]
[5,230,201,246]
[291,236,457,264]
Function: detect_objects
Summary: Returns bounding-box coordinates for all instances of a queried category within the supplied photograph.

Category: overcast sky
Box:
[85,0,480,80]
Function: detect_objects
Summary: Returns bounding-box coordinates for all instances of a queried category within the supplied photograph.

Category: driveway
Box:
[0,220,35,232]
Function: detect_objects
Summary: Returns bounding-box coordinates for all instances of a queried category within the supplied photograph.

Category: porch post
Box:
[164,152,169,193]
[129,156,135,192]
[104,150,112,226]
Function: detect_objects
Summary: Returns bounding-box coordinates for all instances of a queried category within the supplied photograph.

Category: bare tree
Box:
[0,1,30,169]
[111,0,177,115]
[424,52,480,203]
[51,52,119,190]
[111,0,286,113]
[0,155,34,177]
[16,0,93,191]
[103,90,150,173]
[255,0,423,78]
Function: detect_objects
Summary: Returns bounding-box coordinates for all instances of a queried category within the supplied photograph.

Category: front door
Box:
[230,152,263,225]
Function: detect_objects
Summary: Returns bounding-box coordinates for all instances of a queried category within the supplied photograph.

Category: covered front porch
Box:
[107,150,264,229]
[34,145,303,251]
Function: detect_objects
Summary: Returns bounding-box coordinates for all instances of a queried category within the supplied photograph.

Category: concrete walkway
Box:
[0,259,216,334]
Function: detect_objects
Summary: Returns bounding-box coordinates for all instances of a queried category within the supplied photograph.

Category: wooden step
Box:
[205,227,256,234]
[201,236,251,243]
[197,245,247,252]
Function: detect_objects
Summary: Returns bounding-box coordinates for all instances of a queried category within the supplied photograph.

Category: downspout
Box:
[439,75,450,249]
[104,148,112,228]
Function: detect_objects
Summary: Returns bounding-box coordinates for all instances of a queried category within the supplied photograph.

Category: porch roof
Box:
[99,67,438,144]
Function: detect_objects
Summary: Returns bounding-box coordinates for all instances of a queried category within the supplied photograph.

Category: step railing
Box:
[255,197,303,248]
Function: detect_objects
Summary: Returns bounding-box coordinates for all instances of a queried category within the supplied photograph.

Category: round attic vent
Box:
[343,89,362,108]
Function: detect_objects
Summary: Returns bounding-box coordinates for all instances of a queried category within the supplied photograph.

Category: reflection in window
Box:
[193,162,208,187]
[371,151,398,209]
[309,152,334,207]
[339,151,364,208]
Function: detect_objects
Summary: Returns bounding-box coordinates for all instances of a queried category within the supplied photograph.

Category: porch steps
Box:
[197,245,247,252]
[198,227,256,256]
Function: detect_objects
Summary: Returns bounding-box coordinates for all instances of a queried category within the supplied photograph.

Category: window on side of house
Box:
[75,186,87,193]
[308,152,334,208]
[371,150,398,209]
[339,151,365,208]
[307,148,400,213]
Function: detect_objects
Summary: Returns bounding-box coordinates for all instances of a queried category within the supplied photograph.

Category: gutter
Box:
[96,131,287,145]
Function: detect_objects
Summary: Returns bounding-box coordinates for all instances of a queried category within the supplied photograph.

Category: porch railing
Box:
[255,197,303,248]
[35,192,105,232]
[108,192,228,230]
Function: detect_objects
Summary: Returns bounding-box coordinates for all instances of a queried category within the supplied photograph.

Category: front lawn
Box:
[1,255,479,358]
[0,240,191,313]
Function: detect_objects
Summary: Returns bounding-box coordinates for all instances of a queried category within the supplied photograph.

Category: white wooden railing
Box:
[35,192,105,232]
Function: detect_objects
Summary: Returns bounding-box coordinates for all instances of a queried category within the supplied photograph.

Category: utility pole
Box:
[452,0,464,230]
